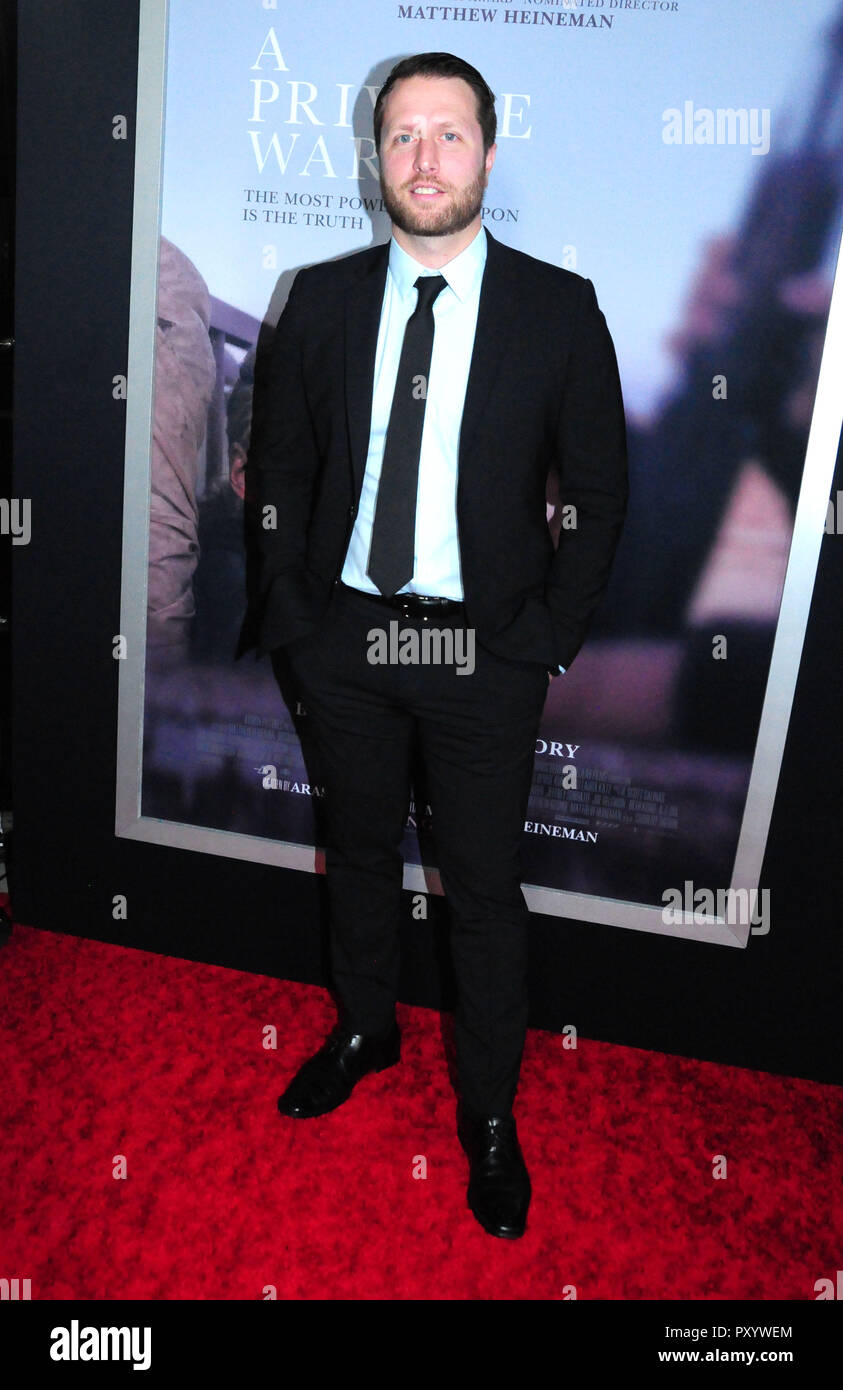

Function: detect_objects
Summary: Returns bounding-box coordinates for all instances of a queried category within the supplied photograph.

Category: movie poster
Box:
[117,0,843,943]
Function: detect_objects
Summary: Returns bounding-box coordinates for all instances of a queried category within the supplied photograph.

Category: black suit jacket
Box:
[251,227,628,671]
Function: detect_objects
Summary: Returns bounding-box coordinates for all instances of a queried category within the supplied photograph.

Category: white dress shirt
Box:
[341,226,487,600]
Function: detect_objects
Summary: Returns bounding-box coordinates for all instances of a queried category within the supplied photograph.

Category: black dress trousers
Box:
[274,582,549,1118]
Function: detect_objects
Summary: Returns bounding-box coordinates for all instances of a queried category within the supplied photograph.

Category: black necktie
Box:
[367,274,448,596]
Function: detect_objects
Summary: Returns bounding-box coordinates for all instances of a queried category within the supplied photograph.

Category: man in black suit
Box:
[252,51,627,1238]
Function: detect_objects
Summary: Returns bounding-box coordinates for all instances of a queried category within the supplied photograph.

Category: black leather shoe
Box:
[277,1022,400,1118]
[457,1110,531,1238]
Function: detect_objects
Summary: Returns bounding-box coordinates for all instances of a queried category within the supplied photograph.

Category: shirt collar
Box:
[388,225,487,305]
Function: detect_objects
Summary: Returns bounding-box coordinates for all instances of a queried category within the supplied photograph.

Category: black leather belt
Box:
[340,582,465,621]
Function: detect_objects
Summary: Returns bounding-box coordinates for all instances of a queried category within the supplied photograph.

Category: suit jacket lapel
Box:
[344,244,389,498]
[457,229,514,487]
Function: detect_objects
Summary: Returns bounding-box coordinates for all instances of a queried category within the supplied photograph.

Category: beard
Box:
[381,164,488,238]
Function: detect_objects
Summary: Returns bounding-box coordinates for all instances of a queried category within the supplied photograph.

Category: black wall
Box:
[11,1,843,1084]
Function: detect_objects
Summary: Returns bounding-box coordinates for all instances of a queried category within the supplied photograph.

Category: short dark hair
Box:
[373,52,496,155]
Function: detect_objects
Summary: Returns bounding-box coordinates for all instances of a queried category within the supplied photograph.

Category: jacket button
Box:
[347,504,356,518]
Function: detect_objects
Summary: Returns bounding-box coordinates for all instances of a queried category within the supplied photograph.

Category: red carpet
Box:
[1,921,841,1300]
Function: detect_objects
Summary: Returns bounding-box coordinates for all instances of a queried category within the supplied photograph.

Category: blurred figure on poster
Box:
[571,11,842,753]
[191,347,257,664]
[146,236,216,669]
